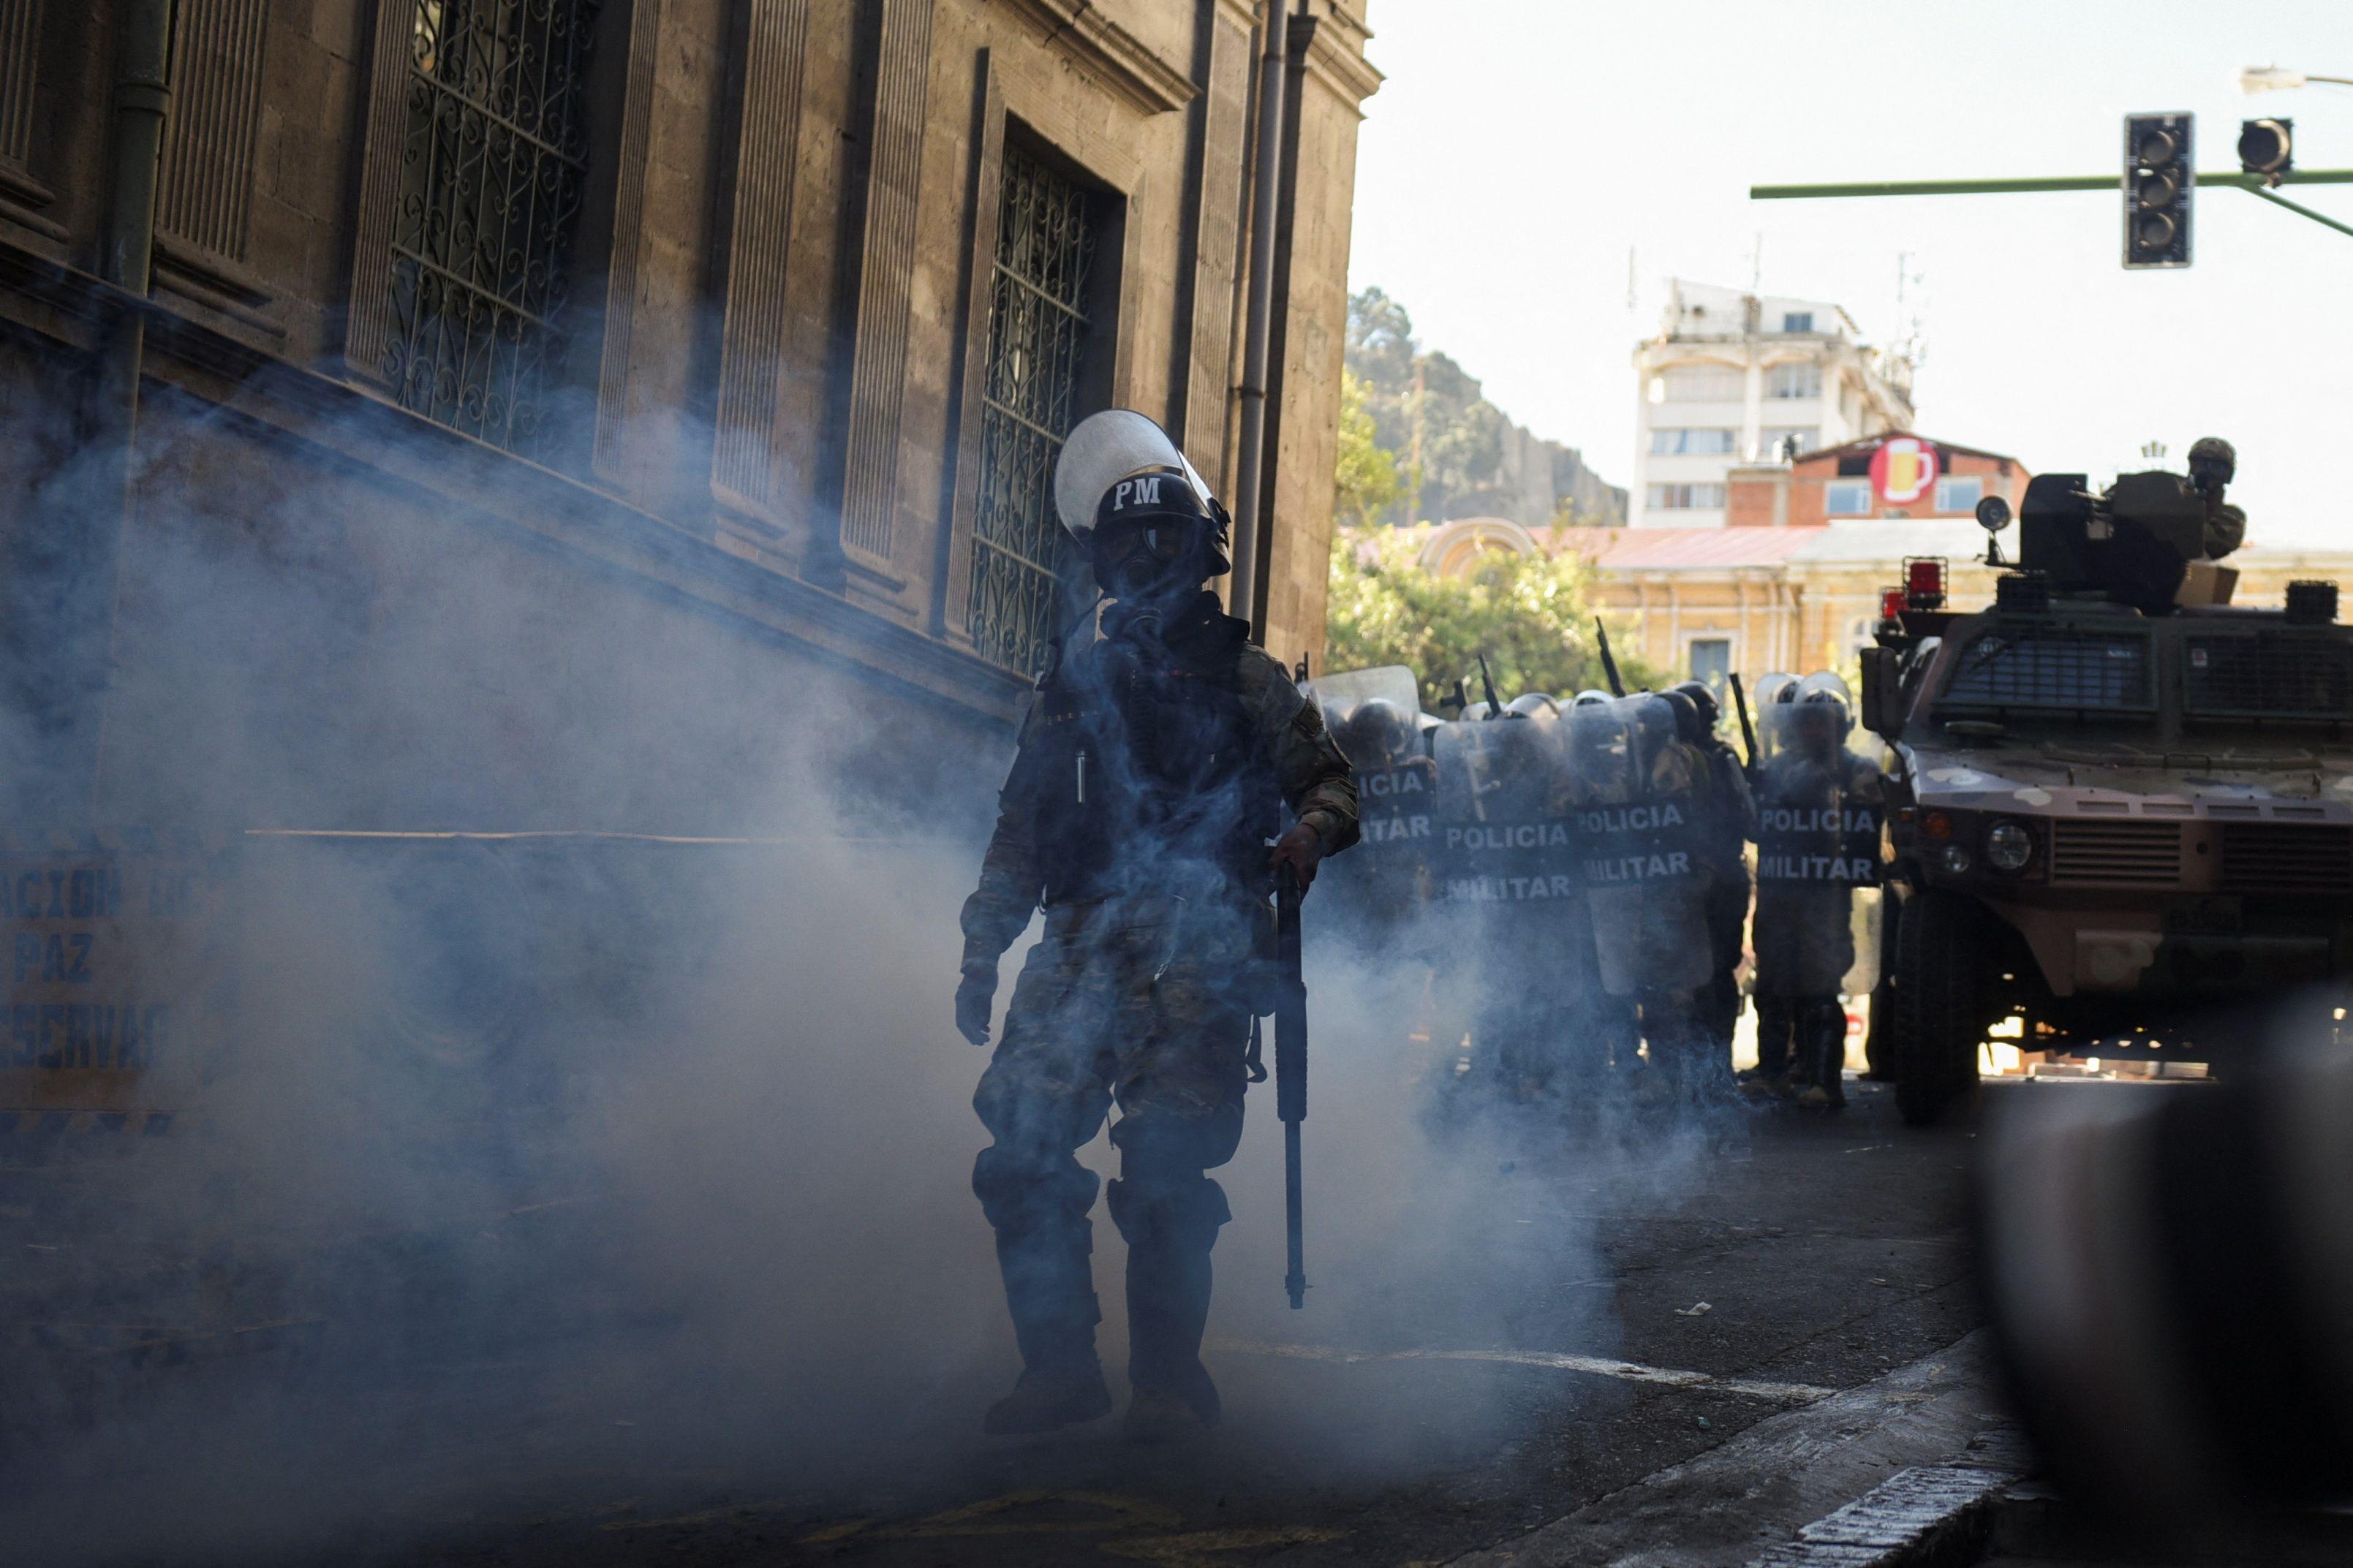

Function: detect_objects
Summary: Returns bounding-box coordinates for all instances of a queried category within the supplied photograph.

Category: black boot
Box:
[983,1322,1112,1435]
[975,1150,1111,1435]
[1108,1174,1226,1443]
[1751,994,1793,1087]
[1794,998,1848,1109]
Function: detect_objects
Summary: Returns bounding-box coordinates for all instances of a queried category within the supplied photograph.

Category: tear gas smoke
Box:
[0,341,1719,1564]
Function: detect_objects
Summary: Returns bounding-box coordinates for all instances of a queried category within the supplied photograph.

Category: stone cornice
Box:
[1293,11,1383,106]
[997,0,1198,115]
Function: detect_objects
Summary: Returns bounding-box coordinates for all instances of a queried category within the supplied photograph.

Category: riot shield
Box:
[1571,694,1712,996]
[1304,664,1421,729]
[1431,713,1604,1094]
[1753,686,1882,999]
[1432,717,1577,908]
[1748,672,1799,765]
[1755,697,1880,891]
[1568,695,1704,890]
[1318,687,1438,950]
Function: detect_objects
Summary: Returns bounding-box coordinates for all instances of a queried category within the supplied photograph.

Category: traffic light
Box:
[2240,117,2293,186]
[2123,113,2193,269]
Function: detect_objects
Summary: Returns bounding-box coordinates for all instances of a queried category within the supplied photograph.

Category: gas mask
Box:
[1094,515,1207,610]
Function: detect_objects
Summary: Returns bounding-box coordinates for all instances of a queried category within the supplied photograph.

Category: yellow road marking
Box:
[1102,1526,1347,1567]
[796,1491,1182,1545]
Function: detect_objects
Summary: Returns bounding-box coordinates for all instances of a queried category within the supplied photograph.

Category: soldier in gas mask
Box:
[1750,678,1882,1108]
[954,410,1359,1442]
[1673,682,1756,1075]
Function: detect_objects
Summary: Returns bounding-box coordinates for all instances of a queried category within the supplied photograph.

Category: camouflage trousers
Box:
[970,898,1254,1368]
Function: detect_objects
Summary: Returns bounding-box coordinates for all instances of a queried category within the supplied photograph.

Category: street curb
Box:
[1748,1463,2015,1568]
[1446,1330,2012,1568]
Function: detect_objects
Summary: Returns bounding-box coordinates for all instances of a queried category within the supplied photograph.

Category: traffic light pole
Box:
[2246,182,2353,240]
[1751,168,2353,242]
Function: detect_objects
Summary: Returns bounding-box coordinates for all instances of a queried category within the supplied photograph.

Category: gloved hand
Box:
[955,964,998,1046]
[1269,822,1326,893]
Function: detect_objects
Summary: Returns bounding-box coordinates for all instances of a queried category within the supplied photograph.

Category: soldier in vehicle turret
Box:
[2186,436,2245,560]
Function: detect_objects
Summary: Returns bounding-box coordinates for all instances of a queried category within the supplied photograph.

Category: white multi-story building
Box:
[1629,280,1915,529]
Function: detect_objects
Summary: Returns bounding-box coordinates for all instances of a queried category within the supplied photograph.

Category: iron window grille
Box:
[385,0,603,458]
[1940,630,2155,713]
[967,145,1099,675]
[2183,635,2353,722]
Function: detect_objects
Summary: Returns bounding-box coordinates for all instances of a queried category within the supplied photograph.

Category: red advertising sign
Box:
[1869,437,1940,508]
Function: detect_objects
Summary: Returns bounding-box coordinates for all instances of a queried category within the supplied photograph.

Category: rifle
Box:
[1729,672,1760,775]
[1594,618,1626,698]
[1477,653,1504,719]
[1274,861,1309,1309]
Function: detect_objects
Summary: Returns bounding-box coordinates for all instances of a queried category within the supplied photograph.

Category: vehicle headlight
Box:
[1938,842,1974,876]
[1984,819,2033,874]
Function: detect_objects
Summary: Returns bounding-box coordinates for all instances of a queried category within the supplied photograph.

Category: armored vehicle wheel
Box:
[1892,890,1989,1125]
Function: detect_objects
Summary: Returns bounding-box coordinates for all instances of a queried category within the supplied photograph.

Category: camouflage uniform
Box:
[959,592,1356,1403]
[2188,436,2245,559]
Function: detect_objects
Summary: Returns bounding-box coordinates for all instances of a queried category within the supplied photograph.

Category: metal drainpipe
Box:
[1225,0,1291,637]
[72,0,174,822]
[101,0,174,447]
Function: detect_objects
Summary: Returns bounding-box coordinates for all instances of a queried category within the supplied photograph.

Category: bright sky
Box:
[1347,1,2353,545]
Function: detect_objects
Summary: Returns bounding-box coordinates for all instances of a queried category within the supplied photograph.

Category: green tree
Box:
[1324,531,1660,712]
[1333,368,1402,529]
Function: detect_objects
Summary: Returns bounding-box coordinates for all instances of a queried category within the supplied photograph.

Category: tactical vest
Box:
[1021,625,1277,908]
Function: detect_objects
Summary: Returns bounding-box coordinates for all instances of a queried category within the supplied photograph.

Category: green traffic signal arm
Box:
[1750,170,2353,240]
[1750,170,2353,199]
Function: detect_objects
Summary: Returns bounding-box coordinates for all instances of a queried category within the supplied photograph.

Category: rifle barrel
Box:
[1284,1123,1306,1308]
[1274,862,1307,1307]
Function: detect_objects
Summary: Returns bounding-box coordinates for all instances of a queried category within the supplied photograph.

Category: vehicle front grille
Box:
[2220,823,2353,893]
[2050,820,2183,885]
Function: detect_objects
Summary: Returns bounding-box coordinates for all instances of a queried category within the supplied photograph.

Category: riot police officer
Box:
[2186,436,2246,559]
[1750,678,1882,1109]
[1572,693,1723,1106]
[954,410,1359,1441]
[1673,681,1756,1072]
[1324,694,1438,956]
[1434,694,1585,1102]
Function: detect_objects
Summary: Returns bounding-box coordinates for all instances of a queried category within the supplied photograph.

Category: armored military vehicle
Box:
[1861,471,2353,1124]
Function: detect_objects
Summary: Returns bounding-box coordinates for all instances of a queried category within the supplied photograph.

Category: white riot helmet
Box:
[1052,411,1232,598]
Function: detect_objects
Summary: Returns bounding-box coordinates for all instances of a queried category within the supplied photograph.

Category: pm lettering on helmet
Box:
[1112,477,1165,512]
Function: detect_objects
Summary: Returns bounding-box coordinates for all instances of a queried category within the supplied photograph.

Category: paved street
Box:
[369,1077,1991,1568]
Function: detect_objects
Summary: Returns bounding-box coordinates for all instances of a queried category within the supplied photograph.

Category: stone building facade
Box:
[0,0,1378,832]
